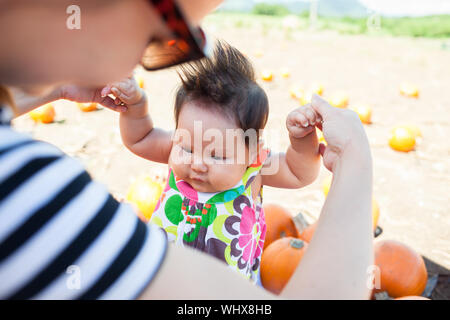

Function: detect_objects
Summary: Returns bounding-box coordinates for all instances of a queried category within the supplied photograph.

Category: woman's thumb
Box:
[311,94,334,120]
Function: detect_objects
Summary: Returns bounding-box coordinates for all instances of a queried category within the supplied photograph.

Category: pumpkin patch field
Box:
[11,15,449,299]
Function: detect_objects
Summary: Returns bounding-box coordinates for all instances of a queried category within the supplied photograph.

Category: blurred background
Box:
[13,0,449,299]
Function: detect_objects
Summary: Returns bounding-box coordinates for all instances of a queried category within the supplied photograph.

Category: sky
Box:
[359,0,450,16]
[255,0,450,16]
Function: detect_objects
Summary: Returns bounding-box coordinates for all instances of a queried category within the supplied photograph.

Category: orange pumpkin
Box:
[389,127,416,152]
[263,203,299,249]
[289,84,304,100]
[374,240,428,298]
[126,176,163,222]
[351,104,372,124]
[328,92,349,108]
[399,83,419,98]
[261,70,273,81]
[77,102,98,112]
[280,68,290,78]
[29,103,55,124]
[261,237,308,294]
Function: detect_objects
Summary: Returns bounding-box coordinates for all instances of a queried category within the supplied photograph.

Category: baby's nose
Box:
[191,154,208,173]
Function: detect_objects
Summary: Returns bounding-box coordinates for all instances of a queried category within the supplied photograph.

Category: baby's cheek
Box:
[168,152,189,180]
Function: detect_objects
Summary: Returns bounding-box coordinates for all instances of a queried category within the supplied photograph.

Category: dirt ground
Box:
[12,25,450,298]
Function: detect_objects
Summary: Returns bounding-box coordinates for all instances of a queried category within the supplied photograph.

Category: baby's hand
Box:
[101,76,147,117]
[286,104,322,139]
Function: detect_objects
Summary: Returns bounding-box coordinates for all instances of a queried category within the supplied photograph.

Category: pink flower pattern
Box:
[238,205,266,265]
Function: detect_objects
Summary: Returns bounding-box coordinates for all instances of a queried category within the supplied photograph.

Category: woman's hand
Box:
[100,77,148,119]
[59,84,127,113]
[311,94,371,172]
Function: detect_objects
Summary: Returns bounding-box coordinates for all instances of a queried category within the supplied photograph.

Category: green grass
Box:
[204,12,450,39]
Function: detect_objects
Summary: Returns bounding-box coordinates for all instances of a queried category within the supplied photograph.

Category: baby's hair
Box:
[174,40,269,144]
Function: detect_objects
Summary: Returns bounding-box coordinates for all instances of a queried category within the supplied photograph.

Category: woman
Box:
[0,0,374,299]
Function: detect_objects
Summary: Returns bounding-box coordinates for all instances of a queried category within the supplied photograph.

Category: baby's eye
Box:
[182,146,192,153]
[212,154,226,161]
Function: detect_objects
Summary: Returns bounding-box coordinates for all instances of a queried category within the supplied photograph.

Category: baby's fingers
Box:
[289,111,309,128]
[111,86,133,103]
[99,95,128,112]
[303,106,317,125]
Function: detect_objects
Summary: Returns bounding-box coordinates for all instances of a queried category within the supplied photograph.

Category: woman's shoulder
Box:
[0,126,63,161]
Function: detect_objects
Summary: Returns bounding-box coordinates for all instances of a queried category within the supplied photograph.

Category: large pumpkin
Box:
[126,176,163,222]
[263,203,299,249]
[374,240,428,298]
[261,237,308,294]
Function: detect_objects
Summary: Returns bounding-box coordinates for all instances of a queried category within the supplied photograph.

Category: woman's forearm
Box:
[282,146,374,299]
[10,87,61,117]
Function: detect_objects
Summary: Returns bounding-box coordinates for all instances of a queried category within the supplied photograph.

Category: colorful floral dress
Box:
[150,150,270,283]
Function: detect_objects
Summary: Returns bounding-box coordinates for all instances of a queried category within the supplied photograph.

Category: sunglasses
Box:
[141,0,210,71]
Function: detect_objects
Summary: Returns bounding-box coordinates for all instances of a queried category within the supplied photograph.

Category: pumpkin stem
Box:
[292,212,309,234]
[290,239,305,249]
[374,291,392,300]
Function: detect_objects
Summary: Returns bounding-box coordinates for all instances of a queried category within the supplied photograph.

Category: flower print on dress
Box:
[238,205,266,267]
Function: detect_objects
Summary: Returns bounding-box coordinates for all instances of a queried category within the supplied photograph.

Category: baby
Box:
[103,41,322,283]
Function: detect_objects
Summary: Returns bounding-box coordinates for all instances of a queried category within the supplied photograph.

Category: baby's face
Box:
[169,101,255,193]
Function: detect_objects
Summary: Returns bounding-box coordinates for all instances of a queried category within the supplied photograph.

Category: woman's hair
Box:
[0,86,16,113]
[174,41,269,142]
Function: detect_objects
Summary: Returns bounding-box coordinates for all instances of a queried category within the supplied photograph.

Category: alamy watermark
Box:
[66,5,81,30]
[66,265,81,290]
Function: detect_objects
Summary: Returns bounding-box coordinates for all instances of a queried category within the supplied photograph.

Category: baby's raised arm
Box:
[102,77,172,164]
[261,104,321,189]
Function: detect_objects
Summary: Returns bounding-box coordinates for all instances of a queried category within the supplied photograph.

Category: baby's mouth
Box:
[189,175,207,183]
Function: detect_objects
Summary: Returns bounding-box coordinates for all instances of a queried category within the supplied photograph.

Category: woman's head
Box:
[169,41,269,193]
[0,0,222,95]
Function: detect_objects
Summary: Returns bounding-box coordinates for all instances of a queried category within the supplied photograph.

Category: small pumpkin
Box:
[261,70,273,81]
[77,102,98,112]
[399,83,419,98]
[311,82,324,96]
[374,240,428,298]
[328,92,349,108]
[351,104,372,124]
[29,103,55,124]
[391,124,422,139]
[261,237,308,294]
[126,175,163,222]
[263,203,299,249]
[280,68,290,78]
[389,127,416,152]
[289,84,304,100]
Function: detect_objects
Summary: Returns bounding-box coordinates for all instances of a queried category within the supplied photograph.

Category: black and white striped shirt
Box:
[0,107,167,299]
